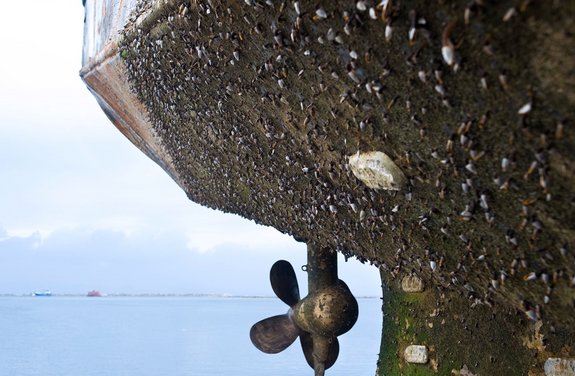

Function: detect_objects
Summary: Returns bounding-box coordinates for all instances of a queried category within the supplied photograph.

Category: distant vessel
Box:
[32,291,52,297]
[87,290,102,297]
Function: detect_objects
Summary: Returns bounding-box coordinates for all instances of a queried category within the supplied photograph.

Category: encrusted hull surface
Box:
[81,1,575,374]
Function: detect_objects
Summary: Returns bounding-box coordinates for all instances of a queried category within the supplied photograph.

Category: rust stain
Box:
[82,54,182,187]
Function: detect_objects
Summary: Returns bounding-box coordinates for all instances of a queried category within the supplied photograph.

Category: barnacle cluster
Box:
[117,0,574,356]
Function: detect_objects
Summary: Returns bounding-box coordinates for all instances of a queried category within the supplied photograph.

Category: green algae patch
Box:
[378,273,539,375]
[378,281,439,375]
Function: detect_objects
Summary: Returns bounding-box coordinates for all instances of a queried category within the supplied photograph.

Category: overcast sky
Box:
[0,1,381,296]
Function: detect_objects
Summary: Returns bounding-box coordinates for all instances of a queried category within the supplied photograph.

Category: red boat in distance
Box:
[87,290,102,297]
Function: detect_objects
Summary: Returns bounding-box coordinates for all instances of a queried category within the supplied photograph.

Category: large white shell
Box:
[544,358,575,376]
[404,345,428,364]
[348,151,406,190]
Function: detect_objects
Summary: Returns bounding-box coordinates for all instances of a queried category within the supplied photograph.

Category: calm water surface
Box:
[0,297,381,376]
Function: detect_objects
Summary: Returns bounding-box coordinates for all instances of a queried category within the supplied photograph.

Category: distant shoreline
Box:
[0,293,380,299]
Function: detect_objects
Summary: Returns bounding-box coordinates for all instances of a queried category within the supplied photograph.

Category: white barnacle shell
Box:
[418,70,427,82]
[348,151,406,190]
[385,24,393,42]
[315,8,327,19]
[525,309,537,321]
[408,27,416,42]
[294,1,301,15]
[441,45,455,66]
[378,0,390,12]
[518,102,532,115]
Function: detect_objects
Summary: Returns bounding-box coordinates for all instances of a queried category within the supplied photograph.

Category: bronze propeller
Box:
[250,245,359,375]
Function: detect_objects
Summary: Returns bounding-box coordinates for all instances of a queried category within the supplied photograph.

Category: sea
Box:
[0,296,381,376]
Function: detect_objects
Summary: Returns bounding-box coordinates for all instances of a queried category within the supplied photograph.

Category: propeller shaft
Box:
[306,244,338,292]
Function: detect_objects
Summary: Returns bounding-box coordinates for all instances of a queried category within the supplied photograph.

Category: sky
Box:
[0,1,381,296]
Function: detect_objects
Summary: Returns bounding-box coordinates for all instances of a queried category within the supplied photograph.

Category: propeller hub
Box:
[292,283,358,337]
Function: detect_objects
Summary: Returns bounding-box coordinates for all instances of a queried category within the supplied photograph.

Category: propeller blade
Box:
[270,260,300,307]
[250,314,300,354]
[300,332,339,370]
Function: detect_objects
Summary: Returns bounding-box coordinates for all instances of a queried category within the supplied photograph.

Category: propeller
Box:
[250,249,358,375]
[250,261,303,355]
